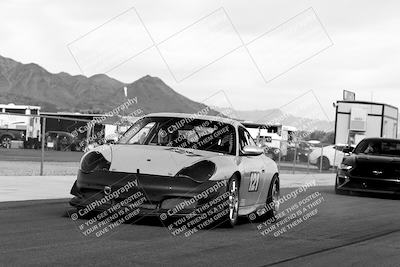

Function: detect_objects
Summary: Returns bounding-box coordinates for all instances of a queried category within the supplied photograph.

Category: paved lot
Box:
[0,175,76,202]
[0,186,399,266]
[0,148,82,162]
[0,161,79,176]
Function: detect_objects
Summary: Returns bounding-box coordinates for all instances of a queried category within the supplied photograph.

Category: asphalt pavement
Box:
[1,186,399,266]
[0,173,334,202]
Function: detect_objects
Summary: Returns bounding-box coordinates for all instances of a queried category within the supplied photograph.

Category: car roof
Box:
[144,112,243,128]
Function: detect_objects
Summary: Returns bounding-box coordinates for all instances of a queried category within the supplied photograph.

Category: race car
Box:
[336,137,400,195]
[69,113,280,227]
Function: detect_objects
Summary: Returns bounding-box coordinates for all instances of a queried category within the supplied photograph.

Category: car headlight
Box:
[339,163,353,171]
[176,160,216,183]
[80,151,111,173]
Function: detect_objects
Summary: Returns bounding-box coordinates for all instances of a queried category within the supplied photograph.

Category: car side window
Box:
[238,127,249,151]
[238,127,256,151]
[244,130,256,146]
[128,122,156,144]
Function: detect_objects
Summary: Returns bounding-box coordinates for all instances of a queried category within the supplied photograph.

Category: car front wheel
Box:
[221,175,240,228]
[260,174,280,221]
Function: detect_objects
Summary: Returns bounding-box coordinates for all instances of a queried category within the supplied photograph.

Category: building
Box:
[334,100,398,145]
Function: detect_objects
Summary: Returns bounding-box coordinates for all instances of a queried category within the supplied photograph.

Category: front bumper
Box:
[336,170,400,194]
[70,169,229,217]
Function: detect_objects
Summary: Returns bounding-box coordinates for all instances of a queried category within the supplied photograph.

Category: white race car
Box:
[309,144,354,170]
[70,113,280,227]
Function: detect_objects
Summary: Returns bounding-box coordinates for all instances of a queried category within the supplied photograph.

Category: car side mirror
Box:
[242,145,264,156]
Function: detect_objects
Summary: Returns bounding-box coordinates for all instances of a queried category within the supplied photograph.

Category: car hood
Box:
[351,153,400,164]
[107,144,224,176]
[346,154,400,178]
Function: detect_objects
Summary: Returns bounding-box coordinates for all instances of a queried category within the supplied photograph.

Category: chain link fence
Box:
[259,138,348,174]
[1,111,352,176]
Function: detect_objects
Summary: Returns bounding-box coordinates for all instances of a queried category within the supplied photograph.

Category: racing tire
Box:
[258,174,280,222]
[317,156,330,170]
[220,175,240,228]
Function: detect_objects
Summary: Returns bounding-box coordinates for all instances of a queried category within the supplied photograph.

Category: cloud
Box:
[0,0,399,118]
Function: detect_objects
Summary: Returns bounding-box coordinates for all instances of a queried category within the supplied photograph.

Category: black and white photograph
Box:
[1,0,399,266]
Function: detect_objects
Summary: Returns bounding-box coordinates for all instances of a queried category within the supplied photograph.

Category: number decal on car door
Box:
[248,172,260,192]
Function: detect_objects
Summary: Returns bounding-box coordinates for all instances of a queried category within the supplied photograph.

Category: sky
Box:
[1,0,399,121]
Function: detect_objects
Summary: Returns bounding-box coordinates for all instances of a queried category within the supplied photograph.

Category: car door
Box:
[237,126,267,207]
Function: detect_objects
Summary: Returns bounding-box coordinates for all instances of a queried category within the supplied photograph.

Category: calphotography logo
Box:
[68,179,150,239]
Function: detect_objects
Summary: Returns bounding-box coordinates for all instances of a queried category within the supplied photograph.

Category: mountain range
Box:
[223,108,333,132]
[0,54,213,115]
[0,54,333,130]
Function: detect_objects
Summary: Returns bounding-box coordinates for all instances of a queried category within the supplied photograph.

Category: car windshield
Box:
[354,139,400,156]
[118,116,236,155]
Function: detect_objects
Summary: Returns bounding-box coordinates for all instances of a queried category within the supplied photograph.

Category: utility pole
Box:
[40,117,46,176]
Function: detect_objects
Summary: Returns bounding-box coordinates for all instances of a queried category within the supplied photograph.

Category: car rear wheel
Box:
[1,135,12,148]
[317,156,330,170]
[269,175,280,218]
[220,175,240,228]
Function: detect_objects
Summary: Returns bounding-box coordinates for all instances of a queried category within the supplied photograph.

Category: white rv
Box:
[0,103,41,147]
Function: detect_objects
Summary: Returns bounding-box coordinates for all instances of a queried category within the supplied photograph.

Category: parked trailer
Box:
[334,100,398,146]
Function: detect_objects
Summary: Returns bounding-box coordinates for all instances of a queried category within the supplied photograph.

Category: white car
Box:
[309,144,354,170]
[70,113,280,227]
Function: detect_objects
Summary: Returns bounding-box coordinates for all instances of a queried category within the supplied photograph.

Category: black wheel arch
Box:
[317,156,331,168]
[272,172,280,188]
[232,171,241,185]
[269,173,280,196]
[0,133,15,140]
